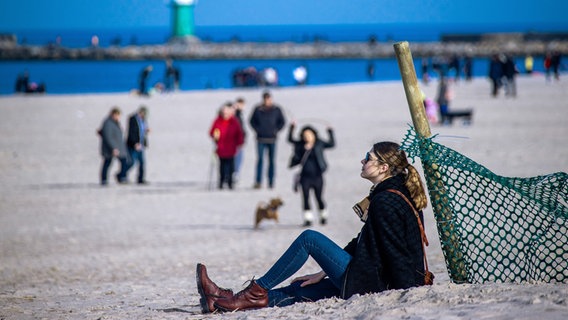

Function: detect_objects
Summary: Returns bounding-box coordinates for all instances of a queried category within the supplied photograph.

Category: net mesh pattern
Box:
[401,128,568,283]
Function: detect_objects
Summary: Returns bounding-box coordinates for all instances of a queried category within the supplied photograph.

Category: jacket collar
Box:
[370,174,406,198]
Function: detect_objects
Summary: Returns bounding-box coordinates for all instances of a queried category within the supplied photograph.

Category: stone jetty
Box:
[1,33,567,60]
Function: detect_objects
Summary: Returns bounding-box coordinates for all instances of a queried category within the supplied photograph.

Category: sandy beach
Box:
[1,75,567,319]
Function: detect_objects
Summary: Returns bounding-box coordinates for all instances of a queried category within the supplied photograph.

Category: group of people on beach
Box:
[137,59,180,96]
[14,71,46,94]
[197,92,432,313]
[488,53,520,98]
[97,89,433,314]
[207,91,335,227]
[98,106,149,185]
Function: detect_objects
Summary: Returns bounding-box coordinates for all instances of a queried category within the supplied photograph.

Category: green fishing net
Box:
[401,128,568,284]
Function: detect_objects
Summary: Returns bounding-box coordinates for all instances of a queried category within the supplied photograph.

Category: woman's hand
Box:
[291,270,326,287]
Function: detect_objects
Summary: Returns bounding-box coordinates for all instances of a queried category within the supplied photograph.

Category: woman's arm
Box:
[287,123,296,143]
[322,128,335,148]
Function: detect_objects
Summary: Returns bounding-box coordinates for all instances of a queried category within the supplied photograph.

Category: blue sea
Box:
[0,24,557,95]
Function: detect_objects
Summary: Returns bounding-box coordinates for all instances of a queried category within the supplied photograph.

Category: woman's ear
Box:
[379,163,390,174]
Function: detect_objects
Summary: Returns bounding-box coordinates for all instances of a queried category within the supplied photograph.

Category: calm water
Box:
[0,56,545,95]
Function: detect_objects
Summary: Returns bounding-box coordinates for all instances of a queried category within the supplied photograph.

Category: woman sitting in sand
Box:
[196,141,430,313]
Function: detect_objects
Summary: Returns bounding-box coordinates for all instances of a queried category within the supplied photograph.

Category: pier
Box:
[1,33,567,60]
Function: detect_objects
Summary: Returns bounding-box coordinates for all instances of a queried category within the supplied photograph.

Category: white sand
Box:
[1,75,567,319]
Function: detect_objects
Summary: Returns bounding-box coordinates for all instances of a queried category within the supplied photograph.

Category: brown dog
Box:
[254,197,284,229]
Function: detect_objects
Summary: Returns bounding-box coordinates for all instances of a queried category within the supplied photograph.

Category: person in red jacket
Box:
[209,102,245,189]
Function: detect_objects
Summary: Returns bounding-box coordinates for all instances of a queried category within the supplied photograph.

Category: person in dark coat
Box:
[126,106,150,184]
[98,107,129,185]
[502,55,518,97]
[288,122,335,226]
[138,65,153,96]
[249,91,286,189]
[196,141,430,313]
[488,54,503,97]
[436,75,451,125]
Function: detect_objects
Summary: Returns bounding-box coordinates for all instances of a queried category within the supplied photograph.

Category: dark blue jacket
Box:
[249,104,286,143]
[126,114,148,149]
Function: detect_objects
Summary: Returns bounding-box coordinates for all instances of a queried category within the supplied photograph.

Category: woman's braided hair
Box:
[373,141,428,210]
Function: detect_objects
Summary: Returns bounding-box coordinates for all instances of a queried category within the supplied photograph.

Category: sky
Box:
[0,0,567,31]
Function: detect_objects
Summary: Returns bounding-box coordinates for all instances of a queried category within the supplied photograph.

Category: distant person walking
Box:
[524,55,534,74]
[502,55,518,97]
[209,102,245,189]
[551,51,562,81]
[449,54,461,81]
[164,59,180,92]
[421,58,430,84]
[98,107,129,185]
[126,106,150,184]
[232,97,247,183]
[436,76,451,125]
[544,53,552,82]
[488,54,503,97]
[139,65,153,96]
[14,71,29,93]
[288,122,335,226]
[463,56,473,81]
[249,91,286,189]
[367,61,375,80]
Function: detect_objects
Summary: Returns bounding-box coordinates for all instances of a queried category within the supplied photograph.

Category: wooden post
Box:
[392,42,431,138]
[393,41,469,283]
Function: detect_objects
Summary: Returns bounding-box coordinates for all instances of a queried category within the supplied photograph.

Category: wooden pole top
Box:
[393,41,432,138]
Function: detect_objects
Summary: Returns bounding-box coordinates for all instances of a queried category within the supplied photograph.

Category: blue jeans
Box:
[101,156,128,183]
[255,142,276,186]
[128,148,145,183]
[234,148,244,177]
[256,230,352,306]
[268,278,340,307]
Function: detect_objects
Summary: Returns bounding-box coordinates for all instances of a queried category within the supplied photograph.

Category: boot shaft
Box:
[214,280,268,312]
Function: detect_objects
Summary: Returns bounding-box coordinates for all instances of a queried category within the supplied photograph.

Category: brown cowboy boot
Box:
[214,279,268,312]
[195,263,233,313]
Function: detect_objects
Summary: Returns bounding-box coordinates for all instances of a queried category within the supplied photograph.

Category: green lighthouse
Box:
[171,0,197,39]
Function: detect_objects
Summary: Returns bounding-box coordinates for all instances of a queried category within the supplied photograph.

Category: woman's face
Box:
[302,129,316,143]
[221,106,234,119]
[360,149,387,183]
